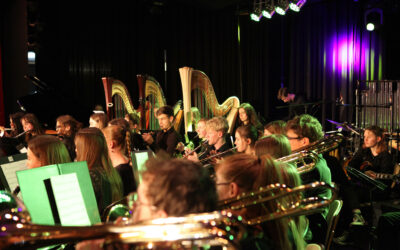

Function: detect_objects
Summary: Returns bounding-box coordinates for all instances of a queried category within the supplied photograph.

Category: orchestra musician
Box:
[89,112,108,129]
[263,120,286,136]
[13,134,72,195]
[215,154,307,250]
[277,87,307,121]
[335,125,395,244]
[0,112,25,156]
[234,125,258,155]
[285,114,331,244]
[74,127,123,216]
[109,118,147,151]
[76,156,217,249]
[102,125,136,195]
[237,103,263,133]
[255,134,292,159]
[187,116,233,164]
[56,114,83,160]
[142,105,182,156]
[20,113,45,143]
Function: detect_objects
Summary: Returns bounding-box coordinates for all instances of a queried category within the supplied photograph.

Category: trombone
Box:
[199,147,237,164]
[218,181,338,225]
[276,133,344,174]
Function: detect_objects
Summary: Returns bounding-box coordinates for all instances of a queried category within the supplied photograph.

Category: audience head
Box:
[285,114,323,151]
[132,157,217,222]
[56,115,83,137]
[89,113,108,129]
[206,117,228,146]
[255,134,291,159]
[235,125,258,155]
[27,135,71,169]
[108,118,130,129]
[364,125,387,153]
[264,120,286,136]
[155,105,174,131]
[196,118,208,139]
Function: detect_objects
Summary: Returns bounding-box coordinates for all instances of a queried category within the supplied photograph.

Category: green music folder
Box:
[16,161,100,226]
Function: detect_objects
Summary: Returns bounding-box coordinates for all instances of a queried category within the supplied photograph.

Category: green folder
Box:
[131,150,153,186]
[16,161,100,226]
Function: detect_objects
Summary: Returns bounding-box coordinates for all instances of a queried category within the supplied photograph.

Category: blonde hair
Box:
[102,125,132,156]
[206,117,228,133]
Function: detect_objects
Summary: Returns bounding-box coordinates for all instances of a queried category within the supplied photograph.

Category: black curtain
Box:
[35,0,392,129]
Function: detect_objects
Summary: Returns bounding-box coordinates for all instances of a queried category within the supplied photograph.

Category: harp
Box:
[102,76,183,132]
[179,66,240,134]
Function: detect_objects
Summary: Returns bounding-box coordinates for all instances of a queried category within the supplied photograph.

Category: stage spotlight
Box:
[365,8,383,32]
[275,0,289,15]
[289,0,306,12]
[250,0,262,22]
[262,0,275,19]
[250,8,262,22]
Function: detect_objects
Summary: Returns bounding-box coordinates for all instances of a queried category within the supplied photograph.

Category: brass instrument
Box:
[184,139,208,157]
[277,133,344,174]
[199,147,237,164]
[0,201,243,249]
[218,181,338,225]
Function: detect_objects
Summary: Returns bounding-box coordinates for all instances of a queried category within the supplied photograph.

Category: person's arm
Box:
[165,131,179,156]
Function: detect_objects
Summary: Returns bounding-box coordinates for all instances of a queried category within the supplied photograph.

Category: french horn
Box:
[277,133,344,174]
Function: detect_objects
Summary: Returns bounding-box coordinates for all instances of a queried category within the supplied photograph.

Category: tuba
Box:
[276,133,344,174]
[218,181,338,225]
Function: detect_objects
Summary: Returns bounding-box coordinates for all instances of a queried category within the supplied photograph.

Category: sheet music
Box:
[134,152,149,184]
[0,159,28,198]
[50,173,91,226]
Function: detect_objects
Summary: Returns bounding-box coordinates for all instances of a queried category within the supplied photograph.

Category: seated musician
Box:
[14,135,71,195]
[75,127,123,216]
[20,113,45,143]
[0,112,25,156]
[187,116,233,163]
[338,126,394,233]
[215,154,307,250]
[109,118,147,150]
[255,134,292,159]
[56,115,83,160]
[76,157,217,249]
[234,125,258,155]
[286,114,331,244]
[264,120,286,136]
[89,112,108,129]
[237,103,263,132]
[142,105,182,156]
[124,112,140,133]
[102,125,136,196]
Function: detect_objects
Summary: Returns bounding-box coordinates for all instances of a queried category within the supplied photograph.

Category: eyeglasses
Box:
[286,135,303,140]
[215,182,231,186]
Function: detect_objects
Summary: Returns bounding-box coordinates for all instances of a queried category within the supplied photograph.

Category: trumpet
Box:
[277,133,343,174]
[218,181,338,225]
[199,147,237,164]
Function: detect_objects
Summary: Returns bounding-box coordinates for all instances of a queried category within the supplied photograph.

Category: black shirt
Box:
[115,163,136,196]
[149,127,181,156]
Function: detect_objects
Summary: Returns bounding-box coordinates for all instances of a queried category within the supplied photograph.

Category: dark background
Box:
[1,0,400,129]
